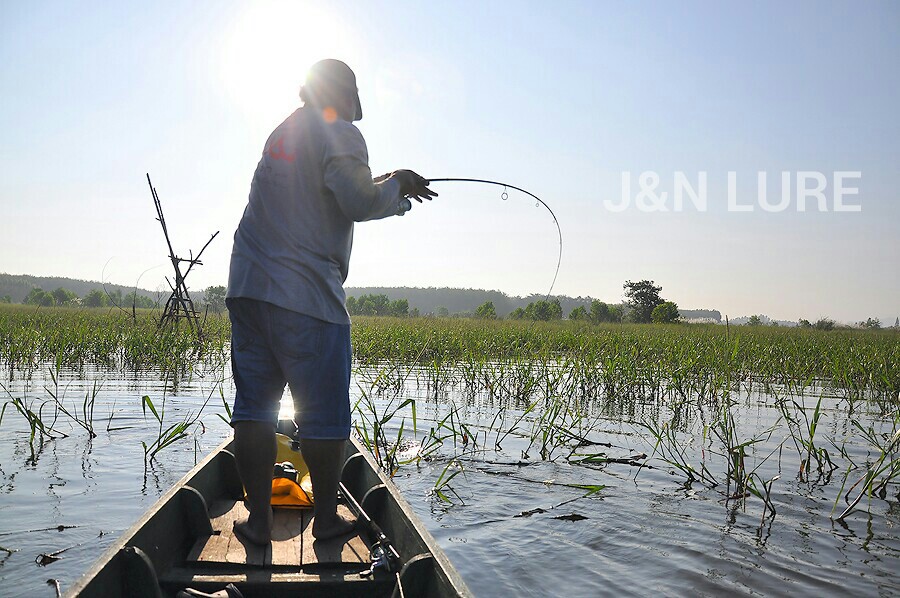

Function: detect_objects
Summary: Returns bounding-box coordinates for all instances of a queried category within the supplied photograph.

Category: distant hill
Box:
[1,273,726,322]
[0,273,162,303]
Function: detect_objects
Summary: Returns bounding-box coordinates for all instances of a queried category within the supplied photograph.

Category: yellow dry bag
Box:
[270,433,314,508]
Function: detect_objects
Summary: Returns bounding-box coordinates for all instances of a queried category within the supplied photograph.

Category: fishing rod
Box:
[426,177,563,303]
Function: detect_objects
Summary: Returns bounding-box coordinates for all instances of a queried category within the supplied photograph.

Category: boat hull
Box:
[65,436,470,598]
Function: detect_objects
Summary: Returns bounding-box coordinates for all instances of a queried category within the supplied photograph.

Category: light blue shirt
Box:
[227,106,404,324]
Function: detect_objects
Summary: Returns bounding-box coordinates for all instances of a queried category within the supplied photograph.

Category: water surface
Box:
[0,367,897,597]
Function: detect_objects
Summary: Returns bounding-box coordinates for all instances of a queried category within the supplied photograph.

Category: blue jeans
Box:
[227,298,351,439]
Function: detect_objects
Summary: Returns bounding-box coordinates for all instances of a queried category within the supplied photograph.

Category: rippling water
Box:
[0,367,897,597]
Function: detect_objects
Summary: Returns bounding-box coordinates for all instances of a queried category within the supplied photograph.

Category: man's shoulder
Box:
[264,107,367,162]
[322,118,367,161]
[326,117,364,140]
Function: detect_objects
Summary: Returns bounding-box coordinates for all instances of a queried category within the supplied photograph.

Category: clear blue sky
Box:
[1,1,898,323]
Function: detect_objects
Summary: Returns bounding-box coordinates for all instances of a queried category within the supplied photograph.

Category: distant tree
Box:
[569,305,588,321]
[651,301,680,324]
[508,307,525,320]
[125,291,156,309]
[475,301,497,320]
[436,306,450,317]
[814,318,835,331]
[746,315,763,326]
[51,287,78,306]
[24,287,41,304]
[588,300,624,323]
[589,300,610,323]
[389,299,409,317]
[83,289,109,308]
[524,299,562,321]
[608,305,624,323]
[770,320,780,327]
[361,294,389,315]
[860,317,881,330]
[353,295,371,315]
[203,285,227,313]
[409,307,420,318]
[25,287,54,306]
[798,319,812,329]
[370,295,384,316]
[107,289,123,307]
[0,295,11,304]
[346,294,407,317]
[895,317,899,329]
[623,280,664,324]
[550,299,562,320]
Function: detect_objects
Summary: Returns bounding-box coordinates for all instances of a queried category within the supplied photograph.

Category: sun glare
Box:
[219,1,356,122]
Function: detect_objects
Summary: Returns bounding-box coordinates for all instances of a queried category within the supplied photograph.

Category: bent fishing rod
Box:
[425,177,563,302]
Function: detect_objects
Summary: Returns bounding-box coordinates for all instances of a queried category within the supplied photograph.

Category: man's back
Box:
[227,106,400,324]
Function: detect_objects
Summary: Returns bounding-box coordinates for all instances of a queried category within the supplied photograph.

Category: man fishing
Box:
[226,58,436,544]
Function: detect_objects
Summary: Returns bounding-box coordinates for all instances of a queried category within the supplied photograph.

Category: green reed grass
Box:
[0,304,229,378]
[431,458,465,504]
[833,409,900,520]
[139,377,218,468]
[44,368,98,438]
[1,306,897,522]
[2,306,896,404]
[347,317,899,405]
[1,382,67,462]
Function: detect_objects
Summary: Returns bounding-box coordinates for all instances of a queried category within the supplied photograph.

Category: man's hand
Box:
[390,170,438,202]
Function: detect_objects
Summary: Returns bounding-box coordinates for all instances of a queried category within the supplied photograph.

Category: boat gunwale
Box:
[63,435,471,597]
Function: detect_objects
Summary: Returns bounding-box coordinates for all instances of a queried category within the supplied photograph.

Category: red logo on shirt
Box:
[266,136,295,163]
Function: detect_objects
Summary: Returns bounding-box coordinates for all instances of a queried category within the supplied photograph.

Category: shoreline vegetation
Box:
[4,272,893,327]
[0,304,897,396]
[1,304,897,524]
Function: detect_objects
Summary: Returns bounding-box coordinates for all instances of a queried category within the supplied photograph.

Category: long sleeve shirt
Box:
[227,106,403,324]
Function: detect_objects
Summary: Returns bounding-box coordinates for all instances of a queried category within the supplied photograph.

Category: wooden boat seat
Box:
[187,499,370,569]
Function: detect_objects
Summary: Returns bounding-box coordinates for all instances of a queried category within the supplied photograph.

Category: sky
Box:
[1,1,898,324]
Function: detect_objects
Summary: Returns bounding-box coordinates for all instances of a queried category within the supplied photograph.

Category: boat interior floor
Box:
[157,499,394,597]
[188,499,370,569]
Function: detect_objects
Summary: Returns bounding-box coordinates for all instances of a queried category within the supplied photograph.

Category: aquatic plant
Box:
[0,383,66,462]
[431,458,465,504]
[139,375,217,467]
[44,368,98,439]
[833,409,900,520]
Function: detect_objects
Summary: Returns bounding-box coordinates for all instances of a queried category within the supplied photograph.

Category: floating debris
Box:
[515,507,548,518]
[0,524,79,537]
[552,513,588,522]
[36,552,61,566]
[35,537,91,566]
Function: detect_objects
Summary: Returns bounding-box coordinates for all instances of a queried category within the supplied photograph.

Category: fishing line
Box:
[427,178,563,304]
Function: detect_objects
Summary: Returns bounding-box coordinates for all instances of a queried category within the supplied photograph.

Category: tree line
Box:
[17,286,160,308]
[503,280,680,323]
[346,294,412,317]
[8,281,890,330]
[345,280,682,325]
[5,284,232,313]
